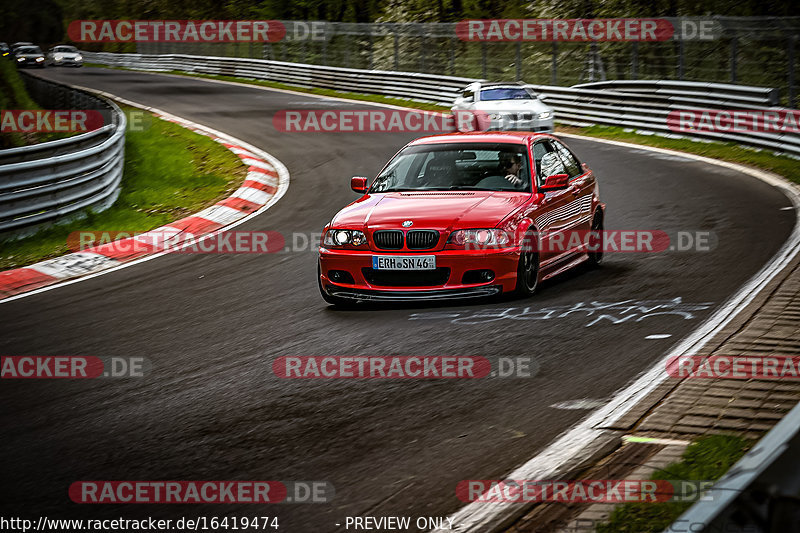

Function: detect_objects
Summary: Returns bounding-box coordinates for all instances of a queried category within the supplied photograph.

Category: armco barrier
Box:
[668,402,800,533]
[0,74,126,237]
[82,51,798,158]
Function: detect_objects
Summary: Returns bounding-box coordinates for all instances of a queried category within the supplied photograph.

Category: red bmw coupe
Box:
[318,132,605,305]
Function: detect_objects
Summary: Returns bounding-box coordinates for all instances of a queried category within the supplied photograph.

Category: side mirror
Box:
[540,173,569,191]
[351,176,369,194]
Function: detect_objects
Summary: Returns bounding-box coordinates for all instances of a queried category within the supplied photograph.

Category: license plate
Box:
[372,255,436,270]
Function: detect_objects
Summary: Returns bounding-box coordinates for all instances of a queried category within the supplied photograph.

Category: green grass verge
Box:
[558,124,800,185]
[83,62,451,112]
[0,106,245,270]
[596,435,753,533]
[0,60,70,149]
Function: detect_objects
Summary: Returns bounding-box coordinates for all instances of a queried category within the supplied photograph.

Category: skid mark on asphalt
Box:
[408,297,713,327]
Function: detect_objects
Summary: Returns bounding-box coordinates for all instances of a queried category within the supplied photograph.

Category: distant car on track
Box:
[13,45,45,68]
[451,82,554,133]
[0,42,11,59]
[318,131,603,306]
[46,45,83,67]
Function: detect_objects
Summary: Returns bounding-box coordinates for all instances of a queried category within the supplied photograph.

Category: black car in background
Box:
[14,45,45,68]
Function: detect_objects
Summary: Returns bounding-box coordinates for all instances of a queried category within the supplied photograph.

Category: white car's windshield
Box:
[480,88,533,101]
[371,143,531,193]
[54,46,77,53]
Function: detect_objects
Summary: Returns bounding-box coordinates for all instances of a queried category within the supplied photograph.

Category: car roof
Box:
[408,131,555,146]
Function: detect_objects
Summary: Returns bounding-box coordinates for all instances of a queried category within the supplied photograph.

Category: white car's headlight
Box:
[448,229,510,247]
[54,54,63,61]
[538,111,553,120]
[75,54,82,61]
[324,229,367,247]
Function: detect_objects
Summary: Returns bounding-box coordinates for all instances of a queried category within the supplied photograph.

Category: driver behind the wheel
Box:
[499,153,524,187]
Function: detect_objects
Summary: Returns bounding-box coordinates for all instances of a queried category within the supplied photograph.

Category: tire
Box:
[318,264,356,308]
[588,211,604,267]
[515,231,539,297]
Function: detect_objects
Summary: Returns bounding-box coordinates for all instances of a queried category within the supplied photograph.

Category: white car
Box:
[47,45,83,67]
[451,82,554,133]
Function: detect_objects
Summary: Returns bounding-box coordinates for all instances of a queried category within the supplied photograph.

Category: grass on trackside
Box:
[596,435,753,533]
[0,60,74,148]
[558,124,800,186]
[0,106,246,270]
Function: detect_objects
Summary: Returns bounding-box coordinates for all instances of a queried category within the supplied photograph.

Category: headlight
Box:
[17,57,24,62]
[75,54,82,61]
[35,57,44,62]
[54,54,63,61]
[538,111,553,120]
[323,229,367,247]
[447,229,510,247]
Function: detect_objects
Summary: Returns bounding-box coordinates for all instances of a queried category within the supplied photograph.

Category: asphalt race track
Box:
[0,67,796,530]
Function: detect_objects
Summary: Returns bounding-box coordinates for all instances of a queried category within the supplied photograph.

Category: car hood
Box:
[54,53,81,58]
[17,53,43,58]
[331,191,529,232]
[474,99,551,113]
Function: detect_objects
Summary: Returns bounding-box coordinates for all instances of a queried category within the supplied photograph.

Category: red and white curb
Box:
[0,94,289,302]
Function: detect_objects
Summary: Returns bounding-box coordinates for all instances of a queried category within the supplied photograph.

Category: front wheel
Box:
[587,212,604,267]
[515,233,539,297]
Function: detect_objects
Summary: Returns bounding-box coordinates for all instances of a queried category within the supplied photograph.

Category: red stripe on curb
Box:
[242,180,278,194]
[0,268,59,298]
[247,165,278,177]
[166,216,223,235]
[216,196,263,213]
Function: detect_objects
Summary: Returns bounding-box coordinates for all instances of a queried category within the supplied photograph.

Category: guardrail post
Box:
[368,33,374,70]
[551,42,558,85]
[677,39,685,80]
[449,38,455,75]
[515,42,521,81]
[789,36,797,109]
[393,32,400,71]
[631,42,639,79]
[322,37,327,65]
[481,42,487,79]
[730,33,738,83]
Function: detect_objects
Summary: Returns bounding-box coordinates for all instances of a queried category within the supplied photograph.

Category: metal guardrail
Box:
[667,402,800,533]
[83,51,798,158]
[0,74,126,237]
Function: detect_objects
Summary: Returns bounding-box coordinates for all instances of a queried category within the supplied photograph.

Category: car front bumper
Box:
[318,247,520,301]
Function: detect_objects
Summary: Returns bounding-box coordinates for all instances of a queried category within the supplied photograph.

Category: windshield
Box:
[480,88,534,101]
[370,143,531,193]
[54,46,77,53]
[19,47,42,54]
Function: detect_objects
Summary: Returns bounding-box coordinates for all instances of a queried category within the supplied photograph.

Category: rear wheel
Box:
[515,232,539,297]
[588,212,604,267]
